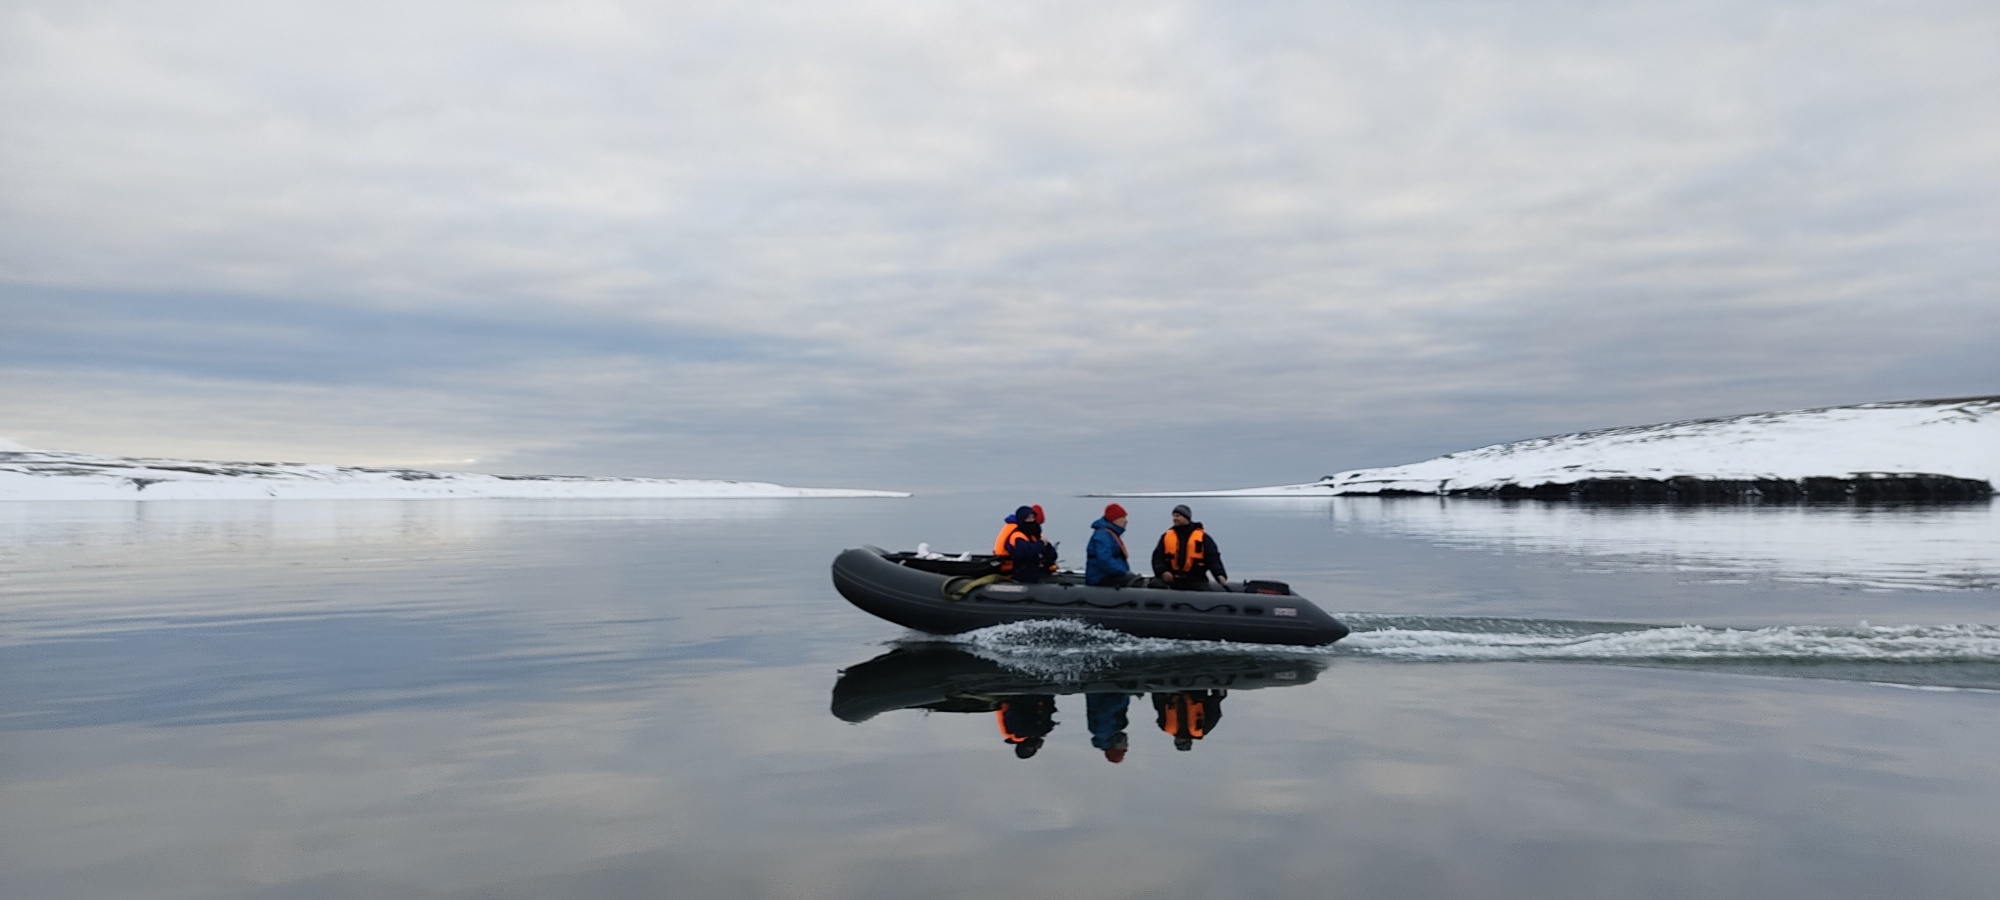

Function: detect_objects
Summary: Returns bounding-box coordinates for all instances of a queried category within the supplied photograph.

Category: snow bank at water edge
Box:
[0,443,908,500]
[1117,396,1999,500]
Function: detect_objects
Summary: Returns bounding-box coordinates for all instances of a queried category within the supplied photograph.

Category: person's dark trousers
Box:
[1166,576,1216,591]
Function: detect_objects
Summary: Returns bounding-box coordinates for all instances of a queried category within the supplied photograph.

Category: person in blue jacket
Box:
[1086,503,1143,587]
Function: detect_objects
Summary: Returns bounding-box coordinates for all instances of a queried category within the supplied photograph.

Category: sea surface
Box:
[4,494,2000,900]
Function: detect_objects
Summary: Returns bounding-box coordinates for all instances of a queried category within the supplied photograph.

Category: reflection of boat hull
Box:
[831,644,1325,722]
[830,547,1350,646]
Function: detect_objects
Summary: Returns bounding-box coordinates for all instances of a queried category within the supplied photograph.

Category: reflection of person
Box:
[996,695,1058,759]
[1085,692,1134,763]
[1086,503,1144,587]
[1002,506,1059,583]
[1151,504,1227,591]
[1152,690,1226,751]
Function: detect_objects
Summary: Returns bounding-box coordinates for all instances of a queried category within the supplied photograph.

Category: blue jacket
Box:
[1085,516,1132,586]
[1086,693,1132,749]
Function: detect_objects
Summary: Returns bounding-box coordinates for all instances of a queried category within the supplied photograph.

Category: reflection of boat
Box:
[830,547,1350,646]
[830,643,1324,723]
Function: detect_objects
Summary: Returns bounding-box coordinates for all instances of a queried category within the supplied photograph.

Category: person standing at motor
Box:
[1003,505,1059,583]
[1085,503,1143,587]
[1151,504,1228,591]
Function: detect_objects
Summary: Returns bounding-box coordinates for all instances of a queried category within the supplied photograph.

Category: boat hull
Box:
[830,547,1350,646]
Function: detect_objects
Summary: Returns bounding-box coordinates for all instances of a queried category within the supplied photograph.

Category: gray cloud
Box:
[3,0,1995,490]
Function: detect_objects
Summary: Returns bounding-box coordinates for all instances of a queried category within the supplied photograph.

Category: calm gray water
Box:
[4,494,2000,900]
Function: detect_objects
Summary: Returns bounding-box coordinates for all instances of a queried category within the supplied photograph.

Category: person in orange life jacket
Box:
[995,694,1058,759]
[1153,689,1227,751]
[1003,505,1059,583]
[1086,691,1133,763]
[1150,504,1227,591]
[991,503,1046,574]
[1085,503,1144,587]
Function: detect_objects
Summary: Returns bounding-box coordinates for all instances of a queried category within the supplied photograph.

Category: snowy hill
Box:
[1119,397,1999,501]
[0,442,907,501]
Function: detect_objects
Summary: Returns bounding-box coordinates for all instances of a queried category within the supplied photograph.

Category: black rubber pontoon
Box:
[830,546,1350,646]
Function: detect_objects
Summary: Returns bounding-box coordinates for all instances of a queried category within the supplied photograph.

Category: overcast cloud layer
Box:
[4,0,1996,491]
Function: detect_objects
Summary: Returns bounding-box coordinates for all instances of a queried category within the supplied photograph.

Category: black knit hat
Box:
[1172,504,1193,519]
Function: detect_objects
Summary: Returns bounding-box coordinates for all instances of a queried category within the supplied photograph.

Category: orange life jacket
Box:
[1004,529,1055,574]
[1161,527,1207,574]
[993,522,1020,557]
[1159,695,1209,739]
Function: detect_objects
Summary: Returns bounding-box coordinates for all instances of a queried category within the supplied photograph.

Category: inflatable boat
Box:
[830,546,1350,646]
[831,644,1325,723]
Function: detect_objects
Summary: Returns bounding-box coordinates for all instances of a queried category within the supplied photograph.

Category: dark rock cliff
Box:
[1441,473,1993,503]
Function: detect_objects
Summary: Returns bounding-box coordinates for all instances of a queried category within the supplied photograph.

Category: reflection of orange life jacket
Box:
[1158,695,1209,738]
[996,698,1055,741]
[1161,527,1207,574]
[996,707,1027,742]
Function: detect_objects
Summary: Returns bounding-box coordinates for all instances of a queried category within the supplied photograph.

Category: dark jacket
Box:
[1084,516,1132,586]
[1151,522,1226,584]
[1005,525,1058,583]
[998,695,1058,743]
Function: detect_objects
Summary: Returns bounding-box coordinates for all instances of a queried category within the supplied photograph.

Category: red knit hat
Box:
[1103,503,1128,520]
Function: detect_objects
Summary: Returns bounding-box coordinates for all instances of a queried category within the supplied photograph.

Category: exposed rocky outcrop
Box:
[1446,473,1992,503]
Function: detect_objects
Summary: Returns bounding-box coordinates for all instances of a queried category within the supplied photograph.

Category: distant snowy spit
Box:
[1115,397,1998,501]
[0,440,907,501]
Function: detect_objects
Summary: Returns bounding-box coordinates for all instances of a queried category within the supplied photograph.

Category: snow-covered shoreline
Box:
[0,442,908,500]
[1111,397,1999,500]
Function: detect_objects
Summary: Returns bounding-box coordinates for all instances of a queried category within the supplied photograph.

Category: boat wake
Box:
[1337,615,2000,661]
[926,616,2000,690]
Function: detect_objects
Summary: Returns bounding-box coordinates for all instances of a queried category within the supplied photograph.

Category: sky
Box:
[3,0,1996,492]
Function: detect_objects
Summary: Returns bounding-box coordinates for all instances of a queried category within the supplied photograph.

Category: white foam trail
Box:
[926,618,2000,665]
[1340,622,2000,661]
[1868,682,2000,694]
[932,619,1204,679]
